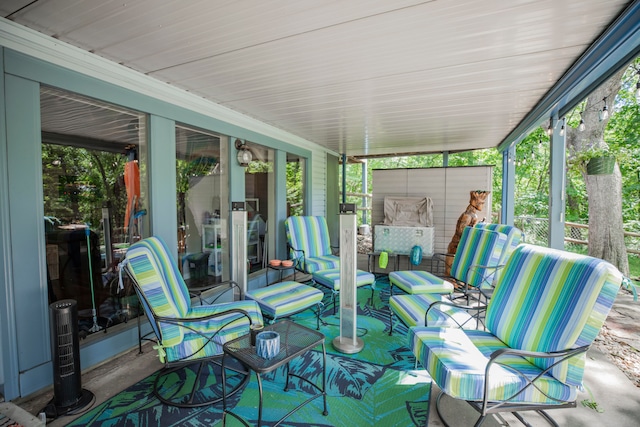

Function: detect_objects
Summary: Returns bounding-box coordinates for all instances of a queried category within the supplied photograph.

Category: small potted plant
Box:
[571,146,616,175]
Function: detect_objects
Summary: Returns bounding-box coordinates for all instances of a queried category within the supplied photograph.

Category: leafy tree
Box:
[566,66,629,275]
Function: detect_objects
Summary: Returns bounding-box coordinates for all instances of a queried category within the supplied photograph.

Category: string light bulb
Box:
[599,97,609,121]
[636,80,640,103]
[578,112,586,132]
[546,118,553,136]
[559,124,565,136]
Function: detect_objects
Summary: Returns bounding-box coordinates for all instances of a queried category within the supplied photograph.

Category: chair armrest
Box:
[287,244,306,261]
[432,252,455,262]
[202,280,242,304]
[188,280,241,304]
[466,263,505,288]
[425,300,483,329]
[481,345,590,410]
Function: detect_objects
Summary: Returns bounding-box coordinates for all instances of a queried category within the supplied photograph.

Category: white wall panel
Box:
[372,166,493,254]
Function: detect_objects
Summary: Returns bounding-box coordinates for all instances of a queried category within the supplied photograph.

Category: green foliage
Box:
[43,144,128,231]
[286,160,304,216]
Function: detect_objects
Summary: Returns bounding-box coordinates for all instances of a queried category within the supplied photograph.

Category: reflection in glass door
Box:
[176,125,229,284]
[41,86,148,338]
[243,142,274,274]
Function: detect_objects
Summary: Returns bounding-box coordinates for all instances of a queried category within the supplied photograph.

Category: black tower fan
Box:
[43,299,95,419]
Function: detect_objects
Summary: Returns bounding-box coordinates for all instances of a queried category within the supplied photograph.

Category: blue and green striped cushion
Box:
[409,244,621,404]
[246,281,324,320]
[389,270,454,294]
[166,300,263,361]
[410,327,576,403]
[126,237,192,347]
[475,223,523,266]
[312,268,375,291]
[390,294,476,329]
[450,227,507,288]
[304,254,340,273]
[125,237,263,362]
[285,216,334,260]
[487,244,622,386]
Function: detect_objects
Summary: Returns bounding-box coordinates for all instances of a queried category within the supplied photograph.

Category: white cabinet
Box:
[202,222,222,277]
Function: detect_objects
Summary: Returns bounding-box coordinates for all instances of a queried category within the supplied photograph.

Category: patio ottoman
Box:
[389,294,477,335]
[246,281,324,329]
[312,268,376,314]
[389,270,454,296]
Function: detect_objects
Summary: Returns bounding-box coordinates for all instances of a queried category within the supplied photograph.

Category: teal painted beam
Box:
[274,150,287,260]
[501,146,516,225]
[5,74,51,397]
[0,46,22,400]
[4,49,312,159]
[498,0,640,152]
[548,116,566,249]
[148,116,178,256]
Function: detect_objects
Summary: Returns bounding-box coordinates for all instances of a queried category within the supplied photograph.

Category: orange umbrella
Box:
[124,160,140,230]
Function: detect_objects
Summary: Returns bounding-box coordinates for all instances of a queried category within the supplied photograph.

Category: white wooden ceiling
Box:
[1,0,631,157]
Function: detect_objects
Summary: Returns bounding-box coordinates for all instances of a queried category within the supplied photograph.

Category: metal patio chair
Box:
[120,236,263,407]
[409,244,622,426]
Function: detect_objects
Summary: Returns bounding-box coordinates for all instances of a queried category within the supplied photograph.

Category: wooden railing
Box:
[565,221,640,255]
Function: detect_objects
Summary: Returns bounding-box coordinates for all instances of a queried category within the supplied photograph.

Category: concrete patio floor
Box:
[12,255,640,426]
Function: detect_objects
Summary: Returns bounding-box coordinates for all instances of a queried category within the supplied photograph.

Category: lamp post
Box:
[333,203,364,354]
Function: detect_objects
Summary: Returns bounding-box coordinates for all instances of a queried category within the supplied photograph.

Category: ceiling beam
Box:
[497,0,640,152]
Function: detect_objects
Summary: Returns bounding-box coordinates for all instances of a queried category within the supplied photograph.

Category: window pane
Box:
[244,142,273,273]
[41,86,148,338]
[287,154,305,216]
[176,125,229,283]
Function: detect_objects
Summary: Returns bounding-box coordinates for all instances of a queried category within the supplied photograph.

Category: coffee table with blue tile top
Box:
[222,320,327,427]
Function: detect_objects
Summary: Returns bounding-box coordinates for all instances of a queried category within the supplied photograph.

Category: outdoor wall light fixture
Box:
[235,139,252,167]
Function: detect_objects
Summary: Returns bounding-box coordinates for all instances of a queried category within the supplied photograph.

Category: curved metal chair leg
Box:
[153,358,250,407]
[435,390,489,427]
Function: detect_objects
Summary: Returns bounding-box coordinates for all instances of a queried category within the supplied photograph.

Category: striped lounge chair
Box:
[121,236,263,407]
[390,226,507,298]
[285,216,340,274]
[409,244,622,426]
[473,223,523,302]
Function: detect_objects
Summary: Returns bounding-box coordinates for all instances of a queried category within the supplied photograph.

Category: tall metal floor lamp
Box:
[333,203,364,354]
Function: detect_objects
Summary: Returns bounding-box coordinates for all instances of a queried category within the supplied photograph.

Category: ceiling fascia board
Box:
[497,0,640,153]
[0,18,336,156]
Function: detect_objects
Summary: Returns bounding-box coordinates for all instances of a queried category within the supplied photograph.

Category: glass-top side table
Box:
[222,320,328,426]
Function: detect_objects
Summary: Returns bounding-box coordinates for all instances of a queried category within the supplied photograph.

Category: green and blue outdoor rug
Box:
[68,276,431,426]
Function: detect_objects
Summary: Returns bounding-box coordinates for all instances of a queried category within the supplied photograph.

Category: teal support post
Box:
[148,116,177,256]
[341,153,347,204]
[549,115,566,249]
[501,145,516,225]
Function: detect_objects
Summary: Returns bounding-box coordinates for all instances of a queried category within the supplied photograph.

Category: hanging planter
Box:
[586,156,615,175]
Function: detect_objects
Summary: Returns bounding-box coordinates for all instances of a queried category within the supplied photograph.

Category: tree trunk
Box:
[566,67,629,276]
[586,166,629,275]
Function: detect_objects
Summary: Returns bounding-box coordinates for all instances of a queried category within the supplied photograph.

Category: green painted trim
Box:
[274,151,287,260]
[5,74,50,396]
[326,153,340,244]
[148,116,178,256]
[4,49,313,159]
[0,46,21,400]
[498,1,640,152]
